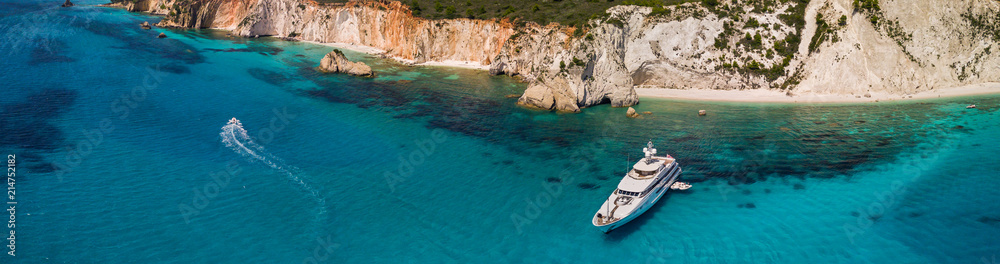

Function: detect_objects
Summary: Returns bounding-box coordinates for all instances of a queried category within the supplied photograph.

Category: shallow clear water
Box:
[2,1,999,263]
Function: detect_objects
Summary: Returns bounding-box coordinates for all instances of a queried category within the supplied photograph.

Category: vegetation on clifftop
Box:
[313,0,814,89]
[319,0,707,27]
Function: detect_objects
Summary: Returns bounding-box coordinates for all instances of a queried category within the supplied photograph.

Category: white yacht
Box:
[593,141,682,233]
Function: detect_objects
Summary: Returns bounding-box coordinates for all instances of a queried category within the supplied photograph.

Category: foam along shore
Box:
[635,82,1000,103]
[300,40,490,71]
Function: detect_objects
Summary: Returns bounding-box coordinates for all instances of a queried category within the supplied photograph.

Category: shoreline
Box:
[106,4,999,106]
[303,40,999,104]
[300,40,490,70]
[635,83,1000,104]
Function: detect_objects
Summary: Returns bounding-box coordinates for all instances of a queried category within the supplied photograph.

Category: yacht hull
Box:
[594,163,681,233]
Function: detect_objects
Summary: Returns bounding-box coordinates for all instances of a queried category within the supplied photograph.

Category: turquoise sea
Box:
[2,1,999,263]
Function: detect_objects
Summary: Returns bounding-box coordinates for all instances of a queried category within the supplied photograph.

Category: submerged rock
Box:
[626,107,640,118]
[140,21,151,29]
[317,49,374,77]
[157,32,166,38]
[698,110,707,116]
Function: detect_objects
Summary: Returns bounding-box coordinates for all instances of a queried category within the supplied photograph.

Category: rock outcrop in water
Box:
[317,49,373,77]
[114,0,1000,111]
[626,107,640,118]
[60,0,73,7]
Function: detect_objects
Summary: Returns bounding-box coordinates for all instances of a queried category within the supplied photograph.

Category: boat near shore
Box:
[593,141,682,233]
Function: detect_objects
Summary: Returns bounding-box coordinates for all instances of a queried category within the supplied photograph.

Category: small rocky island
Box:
[316,49,373,77]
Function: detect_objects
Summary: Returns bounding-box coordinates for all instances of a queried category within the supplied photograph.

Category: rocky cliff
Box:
[116,0,1000,111]
[795,0,1000,96]
[121,0,514,65]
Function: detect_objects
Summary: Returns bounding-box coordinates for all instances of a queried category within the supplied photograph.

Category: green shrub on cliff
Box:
[853,0,880,12]
[444,5,457,18]
[410,0,422,15]
[962,5,1000,42]
[311,0,700,28]
[808,14,830,54]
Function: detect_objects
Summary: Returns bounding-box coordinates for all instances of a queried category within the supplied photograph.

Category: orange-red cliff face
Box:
[111,0,1000,112]
[148,0,514,65]
[120,0,640,112]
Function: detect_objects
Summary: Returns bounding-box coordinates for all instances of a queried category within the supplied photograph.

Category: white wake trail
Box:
[220,119,327,224]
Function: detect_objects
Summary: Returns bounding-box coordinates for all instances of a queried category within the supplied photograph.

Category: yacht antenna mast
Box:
[606,195,611,217]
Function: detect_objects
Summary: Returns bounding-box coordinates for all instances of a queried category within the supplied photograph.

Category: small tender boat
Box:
[967,104,977,109]
[670,182,692,190]
[592,141,682,233]
[228,117,241,126]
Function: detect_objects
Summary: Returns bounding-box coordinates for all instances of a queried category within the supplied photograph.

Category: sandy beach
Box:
[301,40,490,70]
[635,82,1000,103]
[302,39,999,103]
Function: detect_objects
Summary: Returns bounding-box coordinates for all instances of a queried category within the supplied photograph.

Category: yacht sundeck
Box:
[592,141,682,233]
